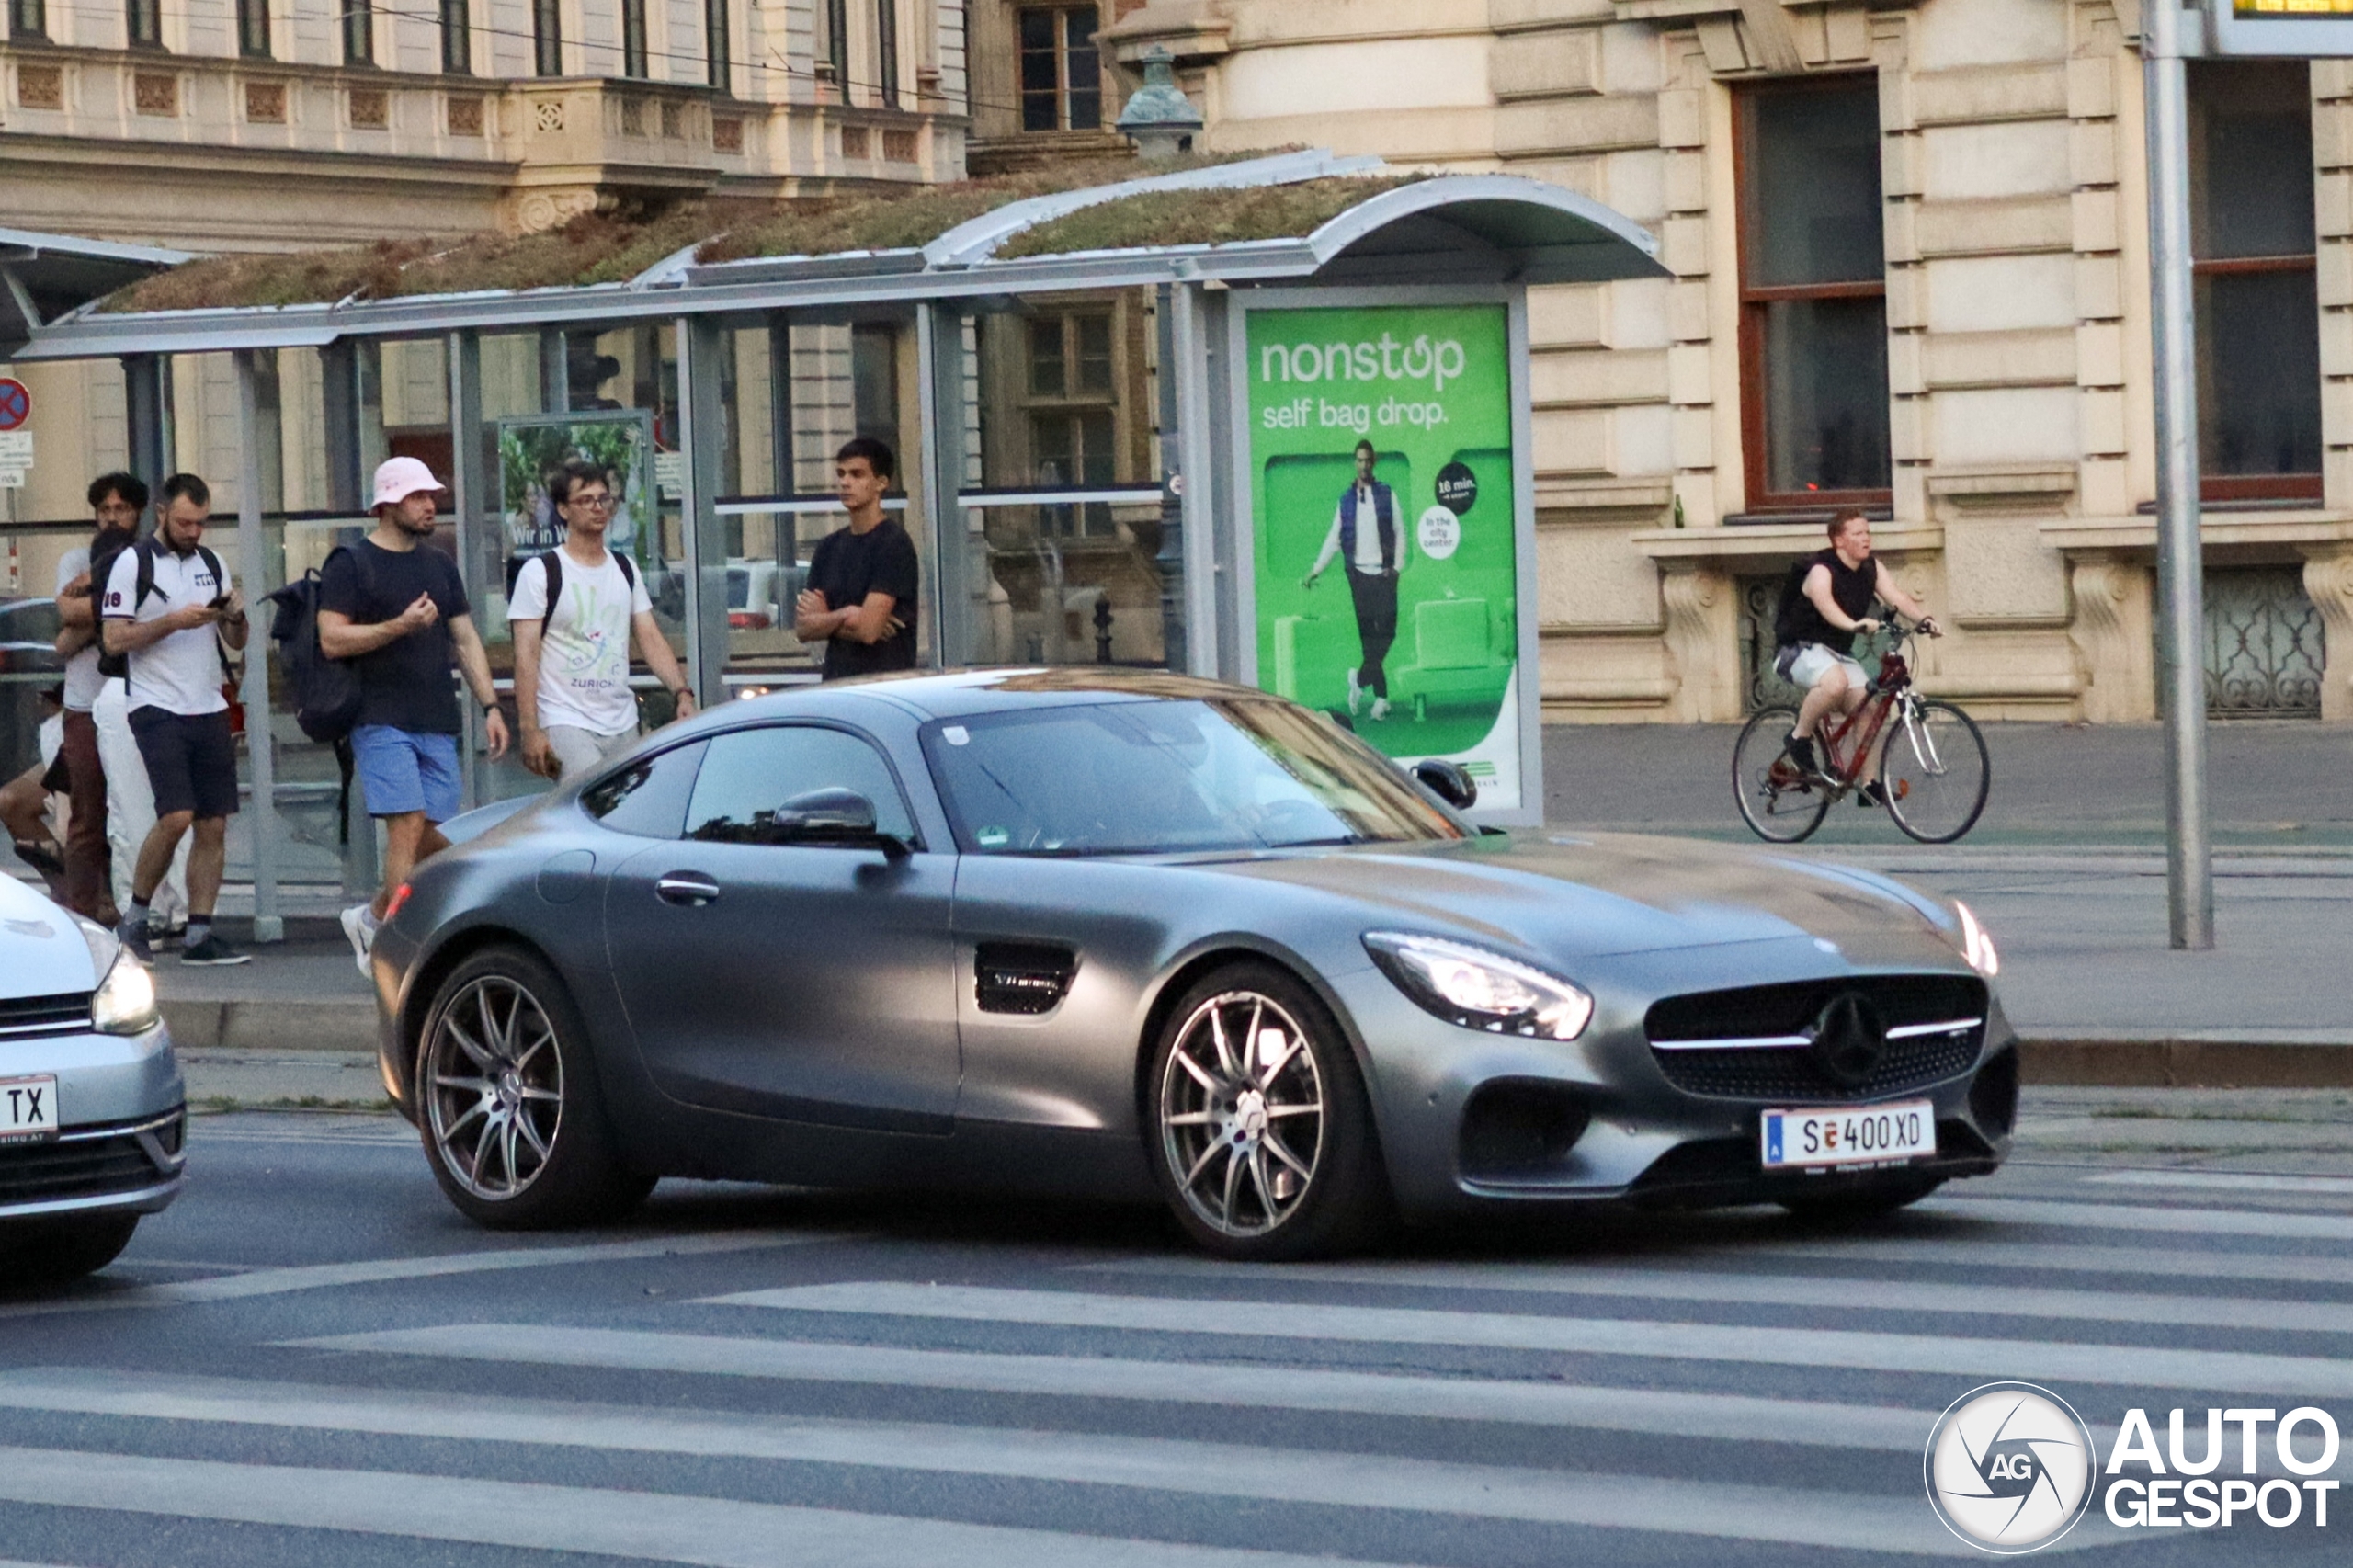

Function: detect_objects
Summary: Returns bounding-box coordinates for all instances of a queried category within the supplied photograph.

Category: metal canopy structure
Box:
[0,227,190,352]
[0,153,1665,933]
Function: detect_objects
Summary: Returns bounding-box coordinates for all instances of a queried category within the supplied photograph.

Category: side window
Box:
[683,726,915,846]
[580,740,707,839]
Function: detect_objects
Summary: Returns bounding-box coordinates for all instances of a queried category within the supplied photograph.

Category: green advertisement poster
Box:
[1247,301,1525,811]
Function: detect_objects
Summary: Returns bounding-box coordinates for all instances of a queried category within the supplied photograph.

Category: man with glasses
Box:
[324,457,508,972]
[511,458,696,785]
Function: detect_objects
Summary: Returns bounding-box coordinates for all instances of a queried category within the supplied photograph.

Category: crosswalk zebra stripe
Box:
[2086,1170,2353,1196]
[0,1445,1379,1568]
[709,1282,2353,1398]
[0,1381,1997,1557]
[286,1324,1943,1449]
[1919,1197,2353,1241]
[1677,1236,2353,1289]
[1077,1257,2353,1335]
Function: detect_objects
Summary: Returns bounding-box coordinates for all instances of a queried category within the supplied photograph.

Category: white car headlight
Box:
[1364,932,1593,1041]
[1954,901,2000,978]
[77,916,161,1036]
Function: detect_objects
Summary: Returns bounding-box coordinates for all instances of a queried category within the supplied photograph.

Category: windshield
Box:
[921,699,1469,857]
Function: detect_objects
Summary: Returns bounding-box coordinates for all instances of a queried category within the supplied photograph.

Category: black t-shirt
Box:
[804,518,919,679]
[1775,548,1876,652]
[319,538,472,733]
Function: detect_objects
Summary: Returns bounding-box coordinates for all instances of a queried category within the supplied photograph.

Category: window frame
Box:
[533,0,562,77]
[1734,73,1893,515]
[706,0,731,93]
[2189,61,2323,505]
[875,0,899,109]
[1017,4,1102,134]
[126,0,162,49]
[440,0,471,74]
[680,720,928,852]
[9,0,45,40]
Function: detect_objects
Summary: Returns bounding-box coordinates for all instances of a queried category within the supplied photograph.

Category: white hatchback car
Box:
[0,874,184,1286]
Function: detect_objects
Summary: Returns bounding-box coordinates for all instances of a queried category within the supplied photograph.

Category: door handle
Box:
[655,873,721,907]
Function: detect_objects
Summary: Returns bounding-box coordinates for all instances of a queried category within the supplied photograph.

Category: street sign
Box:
[0,431,32,463]
[0,378,28,432]
[2210,0,2353,55]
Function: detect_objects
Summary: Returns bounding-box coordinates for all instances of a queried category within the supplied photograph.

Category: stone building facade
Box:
[1104,0,2353,723]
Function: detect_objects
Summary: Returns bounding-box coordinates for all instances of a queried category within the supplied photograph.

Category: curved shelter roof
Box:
[8,153,1665,362]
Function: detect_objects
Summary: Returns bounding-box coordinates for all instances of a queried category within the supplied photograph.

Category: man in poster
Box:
[1302,439,1403,722]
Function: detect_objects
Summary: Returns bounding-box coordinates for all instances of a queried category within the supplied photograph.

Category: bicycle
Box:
[1731,615,1991,845]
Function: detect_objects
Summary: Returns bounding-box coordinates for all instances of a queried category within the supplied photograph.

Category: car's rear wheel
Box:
[0,1214,139,1288]
[1147,962,1391,1260]
[418,946,654,1230]
[1777,1174,1945,1224]
[1733,705,1834,844]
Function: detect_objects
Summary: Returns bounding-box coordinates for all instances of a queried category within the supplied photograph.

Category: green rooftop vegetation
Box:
[99,151,1379,315]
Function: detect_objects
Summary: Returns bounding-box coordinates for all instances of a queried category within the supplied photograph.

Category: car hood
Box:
[1189,830,1961,964]
[0,876,97,997]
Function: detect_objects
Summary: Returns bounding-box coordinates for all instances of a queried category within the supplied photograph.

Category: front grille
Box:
[1650,1031,1982,1101]
[1645,973,1987,1102]
[0,990,95,1038]
[0,1130,165,1208]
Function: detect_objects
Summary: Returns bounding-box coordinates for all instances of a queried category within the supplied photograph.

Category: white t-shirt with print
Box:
[508,548,652,737]
[54,547,104,712]
[101,543,230,717]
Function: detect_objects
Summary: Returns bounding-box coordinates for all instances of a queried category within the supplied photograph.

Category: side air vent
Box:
[974,941,1078,1016]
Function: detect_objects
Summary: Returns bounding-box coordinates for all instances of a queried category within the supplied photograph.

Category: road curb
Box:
[2022,1036,2353,1089]
[162,998,378,1052]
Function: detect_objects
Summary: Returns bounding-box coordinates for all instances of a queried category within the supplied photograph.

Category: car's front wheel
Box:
[418,946,654,1230]
[0,1214,139,1288]
[1147,962,1391,1260]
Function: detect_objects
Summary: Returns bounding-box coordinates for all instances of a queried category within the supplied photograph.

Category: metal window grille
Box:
[1738,576,1807,714]
[2205,567,2325,718]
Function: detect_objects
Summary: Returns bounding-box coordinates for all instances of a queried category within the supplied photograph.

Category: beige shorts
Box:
[1785,643,1869,692]
[545,724,640,785]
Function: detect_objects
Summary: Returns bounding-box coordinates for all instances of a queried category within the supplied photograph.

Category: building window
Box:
[236,0,268,56]
[706,0,730,92]
[822,0,848,94]
[126,0,161,48]
[2191,61,2321,502]
[343,0,372,65]
[622,0,647,78]
[11,0,46,40]
[1020,6,1101,132]
[441,0,469,74]
[1027,312,1117,535]
[875,0,899,108]
[1737,76,1890,510]
[533,0,561,76]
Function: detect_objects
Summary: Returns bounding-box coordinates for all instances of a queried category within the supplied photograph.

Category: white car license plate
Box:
[1761,1098,1934,1171]
[1,1074,59,1142]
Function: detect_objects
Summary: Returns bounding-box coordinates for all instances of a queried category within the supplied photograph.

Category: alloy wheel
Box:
[1158,989,1325,1237]
[425,974,564,1202]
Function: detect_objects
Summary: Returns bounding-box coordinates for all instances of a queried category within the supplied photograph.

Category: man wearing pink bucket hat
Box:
[320,456,509,972]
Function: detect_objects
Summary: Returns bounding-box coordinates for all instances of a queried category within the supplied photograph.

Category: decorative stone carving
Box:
[511,187,600,234]
[2067,551,2154,723]
[2301,545,2353,722]
[1660,562,1741,722]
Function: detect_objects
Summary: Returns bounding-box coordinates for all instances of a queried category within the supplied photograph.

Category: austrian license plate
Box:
[0,1074,59,1142]
[1761,1098,1934,1171]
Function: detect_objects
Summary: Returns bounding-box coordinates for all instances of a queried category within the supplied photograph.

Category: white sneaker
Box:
[1370,696,1392,722]
[1346,669,1362,716]
[340,903,376,976]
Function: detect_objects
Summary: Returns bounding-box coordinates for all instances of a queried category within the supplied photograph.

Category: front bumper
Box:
[2,1022,188,1225]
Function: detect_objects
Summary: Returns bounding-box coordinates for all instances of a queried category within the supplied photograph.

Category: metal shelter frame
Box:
[3,152,1665,934]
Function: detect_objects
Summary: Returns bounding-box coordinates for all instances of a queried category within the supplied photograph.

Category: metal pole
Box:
[446,330,487,812]
[674,315,731,705]
[2143,3,2214,949]
[233,350,281,943]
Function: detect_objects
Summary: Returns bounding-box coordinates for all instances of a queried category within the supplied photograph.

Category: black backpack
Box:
[1770,559,1815,652]
[530,547,636,621]
[265,545,368,744]
[96,538,229,681]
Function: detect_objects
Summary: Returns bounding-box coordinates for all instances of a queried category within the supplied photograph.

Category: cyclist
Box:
[1772,510,1938,804]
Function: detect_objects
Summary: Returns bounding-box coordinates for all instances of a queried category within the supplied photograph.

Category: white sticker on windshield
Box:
[943,725,971,746]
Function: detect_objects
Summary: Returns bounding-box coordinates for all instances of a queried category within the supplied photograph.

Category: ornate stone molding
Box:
[1927,464,2079,517]
[2067,550,2155,722]
[2299,544,2353,722]
[1099,0,1233,66]
[1658,562,1742,722]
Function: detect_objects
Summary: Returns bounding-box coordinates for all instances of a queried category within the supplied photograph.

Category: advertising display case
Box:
[2209,0,2353,55]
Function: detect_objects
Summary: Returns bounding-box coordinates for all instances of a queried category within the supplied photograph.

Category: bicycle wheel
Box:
[1733,706,1833,844]
[1881,699,1991,844]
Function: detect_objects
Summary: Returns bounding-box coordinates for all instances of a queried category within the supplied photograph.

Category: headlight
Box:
[1954,901,2000,978]
[1364,932,1593,1040]
[77,916,161,1036]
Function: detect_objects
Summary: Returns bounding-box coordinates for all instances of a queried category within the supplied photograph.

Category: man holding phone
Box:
[99,472,249,965]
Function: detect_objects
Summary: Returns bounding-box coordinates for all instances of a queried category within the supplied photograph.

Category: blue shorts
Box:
[352,725,461,824]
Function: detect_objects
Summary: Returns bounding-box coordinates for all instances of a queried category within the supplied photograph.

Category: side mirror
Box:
[1411,758,1478,812]
[768,787,909,856]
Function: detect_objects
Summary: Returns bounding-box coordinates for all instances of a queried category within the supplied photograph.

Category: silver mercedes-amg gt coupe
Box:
[371,669,2015,1259]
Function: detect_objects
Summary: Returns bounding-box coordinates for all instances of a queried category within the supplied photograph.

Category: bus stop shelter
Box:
[3,150,1665,932]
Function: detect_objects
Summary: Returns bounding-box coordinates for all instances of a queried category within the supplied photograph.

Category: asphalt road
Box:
[6,1107,2352,1566]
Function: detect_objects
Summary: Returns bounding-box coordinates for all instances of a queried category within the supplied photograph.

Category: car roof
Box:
[723,668,1272,725]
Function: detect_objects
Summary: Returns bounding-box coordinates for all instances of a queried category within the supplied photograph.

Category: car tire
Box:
[1777,1175,1945,1224]
[0,1214,139,1288]
[417,945,655,1231]
[1146,961,1392,1261]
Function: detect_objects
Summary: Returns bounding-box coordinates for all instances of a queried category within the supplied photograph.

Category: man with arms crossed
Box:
[1301,439,1404,722]
[511,459,697,784]
[326,458,509,971]
[1775,510,1938,805]
[794,437,916,679]
[100,473,249,965]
